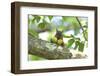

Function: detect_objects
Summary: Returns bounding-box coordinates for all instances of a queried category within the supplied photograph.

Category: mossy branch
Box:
[28,35,72,59]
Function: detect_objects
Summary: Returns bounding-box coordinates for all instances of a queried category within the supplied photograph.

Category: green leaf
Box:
[38,23,46,29]
[70,34,75,38]
[78,42,84,52]
[74,41,80,49]
[84,30,88,41]
[83,25,88,28]
[48,16,53,21]
[36,16,41,23]
[75,38,80,41]
[32,18,35,24]
[30,16,41,24]
[67,39,75,48]
[28,29,38,38]
[63,34,72,38]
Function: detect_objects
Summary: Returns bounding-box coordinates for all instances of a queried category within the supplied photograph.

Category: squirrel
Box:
[51,29,64,47]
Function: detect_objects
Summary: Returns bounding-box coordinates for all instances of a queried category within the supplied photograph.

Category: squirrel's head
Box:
[55,29,63,38]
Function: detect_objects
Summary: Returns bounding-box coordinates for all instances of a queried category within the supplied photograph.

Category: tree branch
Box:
[28,35,72,59]
[76,17,88,41]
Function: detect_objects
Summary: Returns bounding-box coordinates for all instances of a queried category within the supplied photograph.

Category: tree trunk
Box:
[28,35,72,60]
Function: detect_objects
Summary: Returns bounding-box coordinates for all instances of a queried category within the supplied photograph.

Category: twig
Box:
[75,17,87,41]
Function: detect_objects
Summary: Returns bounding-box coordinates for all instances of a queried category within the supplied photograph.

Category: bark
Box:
[28,35,72,59]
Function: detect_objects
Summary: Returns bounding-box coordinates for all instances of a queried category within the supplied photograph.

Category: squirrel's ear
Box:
[56,28,58,32]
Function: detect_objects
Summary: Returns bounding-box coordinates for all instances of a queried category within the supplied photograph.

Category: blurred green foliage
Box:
[28,15,88,60]
[28,54,45,60]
